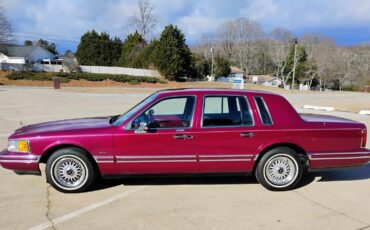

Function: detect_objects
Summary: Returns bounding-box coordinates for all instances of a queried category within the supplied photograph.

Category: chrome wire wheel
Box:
[51,155,88,191]
[263,153,298,188]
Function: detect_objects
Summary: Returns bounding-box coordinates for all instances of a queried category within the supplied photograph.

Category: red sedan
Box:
[1,89,369,192]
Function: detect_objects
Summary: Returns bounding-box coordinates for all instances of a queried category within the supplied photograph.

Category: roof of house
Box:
[0,44,53,57]
[230,66,244,74]
[252,75,281,82]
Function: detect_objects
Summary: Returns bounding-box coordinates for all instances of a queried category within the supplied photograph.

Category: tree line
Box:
[196,18,370,90]
[75,25,227,81]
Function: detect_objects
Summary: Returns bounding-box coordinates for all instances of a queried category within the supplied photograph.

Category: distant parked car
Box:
[1,89,369,193]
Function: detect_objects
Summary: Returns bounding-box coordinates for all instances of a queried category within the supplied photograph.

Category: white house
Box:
[217,66,245,82]
[0,45,56,64]
[250,75,282,87]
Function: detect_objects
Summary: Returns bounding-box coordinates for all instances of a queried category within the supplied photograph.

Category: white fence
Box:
[79,65,160,77]
[0,63,160,78]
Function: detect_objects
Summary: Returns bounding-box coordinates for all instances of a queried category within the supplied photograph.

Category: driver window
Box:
[131,96,195,129]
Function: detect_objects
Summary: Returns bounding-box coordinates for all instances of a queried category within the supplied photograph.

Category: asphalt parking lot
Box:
[0,86,369,230]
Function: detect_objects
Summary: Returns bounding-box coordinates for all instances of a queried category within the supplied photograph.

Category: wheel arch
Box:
[253,143,309,172]
[39,144,101,175]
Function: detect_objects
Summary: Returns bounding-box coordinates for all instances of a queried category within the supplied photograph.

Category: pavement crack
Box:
[294,190,370,227]
[357,225,370,230]
[46,185,56,230]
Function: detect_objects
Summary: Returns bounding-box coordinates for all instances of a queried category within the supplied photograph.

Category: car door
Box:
[195,94,262,173]
[113,95,197,174]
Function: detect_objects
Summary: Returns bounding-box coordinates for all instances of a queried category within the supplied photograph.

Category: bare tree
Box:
[0,6,12,44]
[216,18,263,75]
[63,50,80,73]
[300,34,337,89]
[335,48,366,90]
[130,0,158,40]
[216,20,237,58]
[269,27,294,86]
[197,33,213,60]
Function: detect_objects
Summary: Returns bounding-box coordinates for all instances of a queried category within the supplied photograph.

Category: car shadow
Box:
[89,165,370,192]
[310,164,370,182]
[90,175,259,192]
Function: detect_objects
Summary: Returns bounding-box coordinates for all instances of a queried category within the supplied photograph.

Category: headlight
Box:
[8,140,30,153]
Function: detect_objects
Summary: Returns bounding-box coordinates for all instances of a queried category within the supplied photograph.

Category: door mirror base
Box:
[135,122,148,133]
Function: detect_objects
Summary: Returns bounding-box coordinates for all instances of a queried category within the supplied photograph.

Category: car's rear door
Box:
[113,95,197,174]
[195,94,262,173]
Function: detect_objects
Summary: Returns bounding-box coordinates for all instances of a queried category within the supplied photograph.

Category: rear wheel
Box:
[45,148,96,193]
[255,147,302,191]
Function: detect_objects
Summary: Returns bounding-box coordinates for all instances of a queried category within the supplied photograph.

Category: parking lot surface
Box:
[0,86,369,230]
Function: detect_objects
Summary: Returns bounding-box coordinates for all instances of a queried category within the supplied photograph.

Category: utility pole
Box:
[211,42,214,78]
[292,39,298,91]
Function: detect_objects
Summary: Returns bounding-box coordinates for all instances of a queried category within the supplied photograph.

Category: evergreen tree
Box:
[76,30,122,66]
[190,54,211,79]
[151,25,192,81]
[283,44,309,84]
[140,38,159,68]
[214,55,231,77]
[112,37,123,66]
[118,31,146,68]
[38,39,58,55]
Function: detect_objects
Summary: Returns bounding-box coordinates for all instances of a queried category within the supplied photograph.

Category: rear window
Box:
[254,97,273,125]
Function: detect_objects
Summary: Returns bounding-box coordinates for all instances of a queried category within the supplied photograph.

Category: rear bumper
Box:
[308,149,370,169]
[0,149,41,175]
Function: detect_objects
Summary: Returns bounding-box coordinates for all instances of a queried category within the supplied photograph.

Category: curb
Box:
[303,105,335,111]
[359,110,370,115]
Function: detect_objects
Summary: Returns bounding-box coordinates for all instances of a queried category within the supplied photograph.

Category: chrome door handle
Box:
[173,134,193,139]
[240,132,255,138]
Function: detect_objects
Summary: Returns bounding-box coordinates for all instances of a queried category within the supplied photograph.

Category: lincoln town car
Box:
[0,89,369,192]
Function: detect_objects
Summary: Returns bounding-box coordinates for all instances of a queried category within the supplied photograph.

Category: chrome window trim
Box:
[254,96,274,126]
[124,95,197,131]
[200,94,255,129]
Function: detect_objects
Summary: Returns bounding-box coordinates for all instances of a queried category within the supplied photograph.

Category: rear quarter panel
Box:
[250,93,368,169]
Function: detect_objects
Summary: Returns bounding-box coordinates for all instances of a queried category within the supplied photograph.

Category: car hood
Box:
[13,116,113,136]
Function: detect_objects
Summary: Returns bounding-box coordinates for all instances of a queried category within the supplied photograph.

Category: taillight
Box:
[361,129,367,148]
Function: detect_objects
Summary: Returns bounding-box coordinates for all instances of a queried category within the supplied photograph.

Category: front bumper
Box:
[0,149,41,175]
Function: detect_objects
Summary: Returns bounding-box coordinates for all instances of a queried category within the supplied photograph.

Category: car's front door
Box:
[113,95,197,174]
[195,95,262,173]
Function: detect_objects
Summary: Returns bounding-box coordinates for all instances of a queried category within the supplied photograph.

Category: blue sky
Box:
[2,0,370,53]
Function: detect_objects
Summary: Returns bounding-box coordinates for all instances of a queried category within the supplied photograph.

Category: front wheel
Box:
[255,147,303,191]
[45,148,97,193]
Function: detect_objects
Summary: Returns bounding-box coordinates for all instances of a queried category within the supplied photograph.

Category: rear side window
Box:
[254,97,273,125]
[202,95,253,127]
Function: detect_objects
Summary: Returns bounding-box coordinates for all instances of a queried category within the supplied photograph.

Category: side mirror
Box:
[135,122,148,133]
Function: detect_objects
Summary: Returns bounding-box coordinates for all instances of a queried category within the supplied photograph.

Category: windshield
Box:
[112,93,158,126]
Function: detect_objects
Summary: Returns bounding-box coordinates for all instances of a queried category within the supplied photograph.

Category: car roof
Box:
[156,88,278,96]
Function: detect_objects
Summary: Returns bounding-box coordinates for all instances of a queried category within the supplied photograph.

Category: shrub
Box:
[5,72,165,84]
[6,72,71,83]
